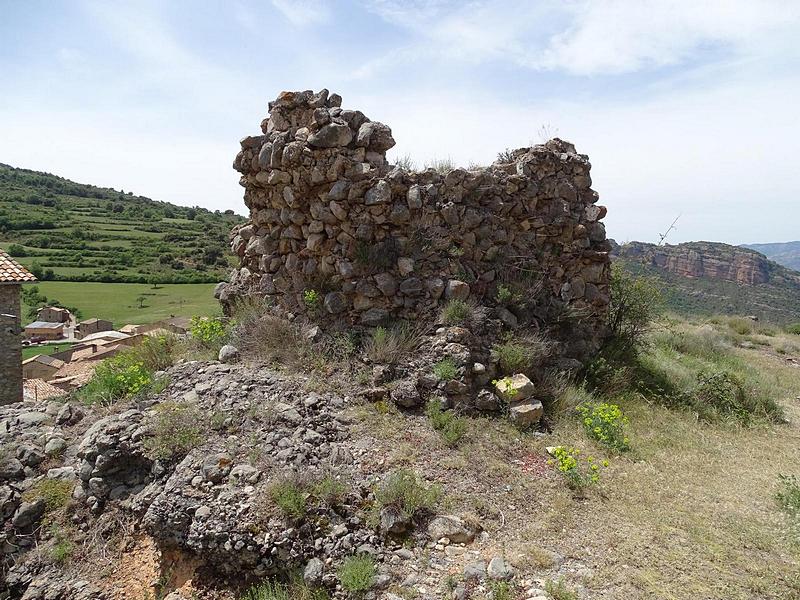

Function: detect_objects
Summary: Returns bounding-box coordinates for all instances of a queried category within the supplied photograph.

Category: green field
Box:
[0,162,244,284]
[21,282,221,327]
[22,343,74,360]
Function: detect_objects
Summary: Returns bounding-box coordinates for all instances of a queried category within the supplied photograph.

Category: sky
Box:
[1,0,799,245]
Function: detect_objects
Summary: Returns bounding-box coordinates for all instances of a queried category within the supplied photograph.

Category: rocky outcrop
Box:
[217,89,611,362]
[617,241,800,287]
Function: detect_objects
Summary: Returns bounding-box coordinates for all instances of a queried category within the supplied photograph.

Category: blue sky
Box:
[1,0,798,244]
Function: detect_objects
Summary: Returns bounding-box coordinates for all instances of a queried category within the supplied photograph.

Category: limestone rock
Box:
[445,280,470,301]
[494,373,535,402]
[427,515,478,544]
[487,556,514,580]
[509,400,544,428]
[218,345,240,363]
[390,379,421,407]
[308,122,353,148]
[356,121,396,152]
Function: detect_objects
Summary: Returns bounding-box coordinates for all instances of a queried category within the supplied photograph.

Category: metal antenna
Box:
[658,214,681,246]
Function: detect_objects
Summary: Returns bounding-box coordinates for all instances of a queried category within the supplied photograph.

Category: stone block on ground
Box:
[494,373,535,402]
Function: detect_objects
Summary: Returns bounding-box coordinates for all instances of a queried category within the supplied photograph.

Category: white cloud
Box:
[361,0,800,75]
[531,0,800,75]
[368,71,800,245]
[271,0,330,27]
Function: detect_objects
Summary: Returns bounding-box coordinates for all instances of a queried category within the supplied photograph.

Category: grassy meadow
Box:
[350,315,800,599]
[21,281,220,327]
[22,343,75,360]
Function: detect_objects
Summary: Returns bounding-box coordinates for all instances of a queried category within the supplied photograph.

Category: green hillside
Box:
[0,163,244,284]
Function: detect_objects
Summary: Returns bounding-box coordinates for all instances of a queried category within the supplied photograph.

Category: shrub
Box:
[606,265,663,358]
[322,331,359,361]
[312,476,347,507]
[550,446,607,492]
[7,243,26,257]
[232,314,310,368]
[270,479,307,519]
[241,578,328,600]
[494,340,529,373]
[338,555,376,594]
[576,402,630,451]
[393,154,416,171]
[490,582,513,600]
[78,349,162,405]
[133,334,177,371]
[551,384,596,418]
[776,474,800,515]
[693,370,783,424]
[23,479,73,512]
[49,526,74,564]
[303,289,321,312]
[493,334,554,375]
[374,469,441,519]
[544,578,577,600]
[144,402,205,460]
[728,317,753,336]
[441,300,472,325]
[432,357,457,381]
[190,316,227,346]
[425,400,468,447]
[495,285,518,306]
[786,323,800,335]
[364,323,424,364]
[423,157,455,173]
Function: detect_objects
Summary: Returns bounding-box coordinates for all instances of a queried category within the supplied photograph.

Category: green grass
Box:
[21,281,220,327]
[22,343,74,360]
[22,479,73,512]
[425,399,468,447]
[270,479,307,519]
[432,357,458,380]
[338,555,376,594]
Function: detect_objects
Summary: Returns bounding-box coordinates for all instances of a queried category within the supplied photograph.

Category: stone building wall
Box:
[218,89,611,360]
[0,284,23,405]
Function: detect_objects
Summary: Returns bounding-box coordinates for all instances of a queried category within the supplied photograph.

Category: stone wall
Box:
[0,284,22,405]
[218,89,611,360]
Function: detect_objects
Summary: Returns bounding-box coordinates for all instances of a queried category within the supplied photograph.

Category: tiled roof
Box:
[23,379,67,401]
[0,250,36,283]
[22,354,65,368]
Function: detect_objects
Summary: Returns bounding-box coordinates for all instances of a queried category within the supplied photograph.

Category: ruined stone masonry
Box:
[218,89,611,360]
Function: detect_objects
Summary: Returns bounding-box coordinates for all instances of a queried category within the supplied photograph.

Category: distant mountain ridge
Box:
[613,240,800,323]
[741,241,800,271]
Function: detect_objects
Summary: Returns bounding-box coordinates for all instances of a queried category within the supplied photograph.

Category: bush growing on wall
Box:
[605,265,663,359]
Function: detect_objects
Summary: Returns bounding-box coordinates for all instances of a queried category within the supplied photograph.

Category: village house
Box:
[36,306,72,323]
[24,320,65,341]
[118,317,191,336]
[0,250,36,405]
[23,378,66,402]
[75,317,113,339]
[22,354,66,381]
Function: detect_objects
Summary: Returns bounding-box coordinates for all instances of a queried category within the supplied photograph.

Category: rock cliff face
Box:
[617,241,800,287]
[218,89,611,361]
[614,240,800,322]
